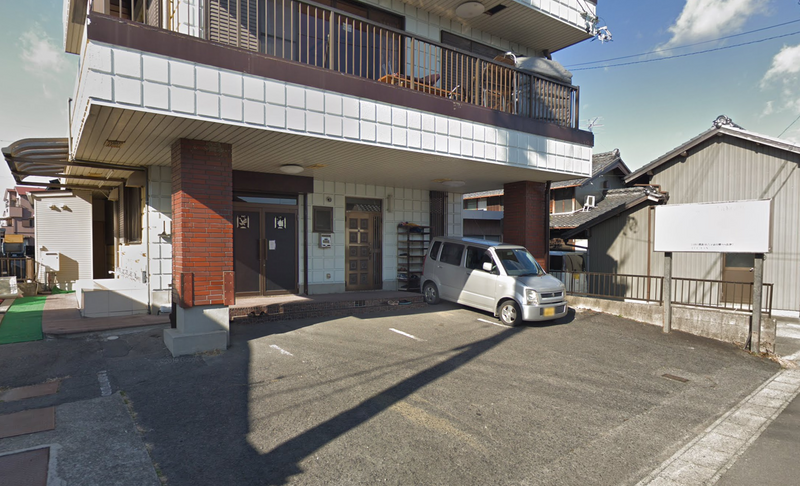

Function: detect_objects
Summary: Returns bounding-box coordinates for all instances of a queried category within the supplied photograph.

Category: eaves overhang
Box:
[2,138,140,193]
[625,126,800,184]
[64,0,88,54]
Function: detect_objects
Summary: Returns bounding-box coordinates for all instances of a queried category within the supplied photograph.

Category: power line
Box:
[571,30,800,71]
[778,113,800,138]
[566,18,800,68]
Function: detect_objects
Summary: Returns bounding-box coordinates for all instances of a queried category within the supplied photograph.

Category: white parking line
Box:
[97,370,112,397]
[478,318,511,328]
[389,328,423,341]
[269,344,294,356]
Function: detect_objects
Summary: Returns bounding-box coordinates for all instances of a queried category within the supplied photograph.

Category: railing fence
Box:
[112,0,579,128]
[551,271,773,317]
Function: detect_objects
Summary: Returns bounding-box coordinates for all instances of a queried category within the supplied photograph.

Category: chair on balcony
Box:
[478,52,517,113]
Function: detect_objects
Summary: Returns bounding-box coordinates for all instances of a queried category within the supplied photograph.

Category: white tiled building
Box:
[4,0,596,355]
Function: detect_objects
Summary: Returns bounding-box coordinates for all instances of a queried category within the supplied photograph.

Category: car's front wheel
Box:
[422,282,440,305]
[498,300,522,326]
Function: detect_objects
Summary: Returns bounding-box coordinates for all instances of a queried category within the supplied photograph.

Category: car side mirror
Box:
[482,262,493,273]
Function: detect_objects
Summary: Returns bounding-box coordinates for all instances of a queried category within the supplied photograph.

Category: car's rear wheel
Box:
[498,300,522,326]
[423,282,440,305]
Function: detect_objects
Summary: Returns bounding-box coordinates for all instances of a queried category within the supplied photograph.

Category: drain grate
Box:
[662,373,689,383]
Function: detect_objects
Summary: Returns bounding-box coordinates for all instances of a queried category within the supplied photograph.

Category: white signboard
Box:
[654,200,772,253]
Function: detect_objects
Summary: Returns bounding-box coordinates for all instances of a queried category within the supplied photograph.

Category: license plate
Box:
[543,307,555,316]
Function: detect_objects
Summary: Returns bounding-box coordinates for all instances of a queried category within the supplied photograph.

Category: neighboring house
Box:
[2,0,598,355]
[462,149,635,244]
[1,187,42,257]
[588,116,800,315]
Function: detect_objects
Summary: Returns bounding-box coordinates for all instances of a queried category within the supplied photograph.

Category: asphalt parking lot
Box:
[0,302,783,485]
[119,303,778,485]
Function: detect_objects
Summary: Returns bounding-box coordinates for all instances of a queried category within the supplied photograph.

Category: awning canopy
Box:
[2,138,139,193]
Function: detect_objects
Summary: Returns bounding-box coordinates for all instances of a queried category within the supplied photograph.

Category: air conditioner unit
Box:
[581,195,596,212]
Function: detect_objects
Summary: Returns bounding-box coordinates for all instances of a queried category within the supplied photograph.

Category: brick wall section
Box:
[172,139,233,307]
[503,181,548,269]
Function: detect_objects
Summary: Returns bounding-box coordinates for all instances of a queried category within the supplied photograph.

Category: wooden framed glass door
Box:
[345,208,382,291]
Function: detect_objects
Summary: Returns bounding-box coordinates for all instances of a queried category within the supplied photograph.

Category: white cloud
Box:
[761,43,800,84]
[660,0,766,50]
[760,44,800,116]
[19,24,71,95]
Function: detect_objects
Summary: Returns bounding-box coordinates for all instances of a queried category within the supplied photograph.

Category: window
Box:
[313,206,333,233]
[440,32,505,92]
[439,242,464,266]
[122,186,143,244]
[428,240,442,260]
[464,199,478,210]
[551,188,575,214]
[465,247,493,271]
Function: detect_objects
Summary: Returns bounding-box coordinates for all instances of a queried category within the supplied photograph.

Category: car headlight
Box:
[525,288,539,305]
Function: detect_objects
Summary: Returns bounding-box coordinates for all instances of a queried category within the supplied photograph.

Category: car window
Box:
[465,246,492,271]
[495,248,543,276]
[439,243,464,266]
[429,240,442,261]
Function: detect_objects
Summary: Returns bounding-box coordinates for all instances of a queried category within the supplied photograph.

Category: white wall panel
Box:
[71,43,592,179]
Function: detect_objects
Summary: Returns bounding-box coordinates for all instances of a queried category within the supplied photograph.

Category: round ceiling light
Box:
[455,1,485,19]
[279,164,304,174]
[441,180,466,188]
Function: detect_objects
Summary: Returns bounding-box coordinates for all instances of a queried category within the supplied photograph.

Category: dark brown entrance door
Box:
[345,210,382,291]
[233,205,298,296]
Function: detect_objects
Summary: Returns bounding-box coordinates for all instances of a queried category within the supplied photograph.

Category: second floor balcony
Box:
[68,0,585,131]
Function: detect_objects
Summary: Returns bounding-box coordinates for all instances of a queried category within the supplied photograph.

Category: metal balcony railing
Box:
[115,0,580,129]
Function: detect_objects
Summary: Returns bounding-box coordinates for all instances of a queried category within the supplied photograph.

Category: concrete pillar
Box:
[502,181,549,268]
[163,139,234,357]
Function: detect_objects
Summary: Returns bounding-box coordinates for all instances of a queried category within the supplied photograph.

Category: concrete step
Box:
[231,294,427,323]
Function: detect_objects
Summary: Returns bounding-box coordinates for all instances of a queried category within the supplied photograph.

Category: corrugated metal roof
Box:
[625,124,800,184]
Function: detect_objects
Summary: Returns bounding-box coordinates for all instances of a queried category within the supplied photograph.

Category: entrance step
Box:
[231,293,427,323]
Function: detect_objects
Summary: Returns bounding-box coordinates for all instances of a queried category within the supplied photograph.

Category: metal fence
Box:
[117,0,580,129]
[0,257,37,282]
[551,271,773,317]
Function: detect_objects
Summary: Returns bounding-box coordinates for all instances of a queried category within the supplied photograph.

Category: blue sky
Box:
[1,0,799,192]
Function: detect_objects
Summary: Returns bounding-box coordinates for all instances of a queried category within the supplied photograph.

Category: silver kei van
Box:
[421,237,568,326]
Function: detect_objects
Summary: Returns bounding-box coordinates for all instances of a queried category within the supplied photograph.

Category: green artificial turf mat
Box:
[0,296,47,344]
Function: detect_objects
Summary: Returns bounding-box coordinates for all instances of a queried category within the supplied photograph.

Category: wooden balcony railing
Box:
[124,0,580,129]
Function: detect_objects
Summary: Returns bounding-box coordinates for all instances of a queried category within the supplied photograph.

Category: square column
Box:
[164,139,234,356]
[503,181,549,269]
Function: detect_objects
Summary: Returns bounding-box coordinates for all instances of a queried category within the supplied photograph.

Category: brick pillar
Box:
[165,139,233,357]
[172,139,234,307]
[503,181,549,268]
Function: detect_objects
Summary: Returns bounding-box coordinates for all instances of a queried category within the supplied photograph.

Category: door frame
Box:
[344,206,383,291]
[233,202,299,296]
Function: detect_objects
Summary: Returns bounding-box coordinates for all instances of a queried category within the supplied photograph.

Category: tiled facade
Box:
[73,43,592,176]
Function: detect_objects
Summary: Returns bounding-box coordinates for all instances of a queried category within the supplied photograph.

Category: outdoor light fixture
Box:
[279,164,304,174]
[455,1,485,19]
[441,180,466,188]
[49,204,58,210]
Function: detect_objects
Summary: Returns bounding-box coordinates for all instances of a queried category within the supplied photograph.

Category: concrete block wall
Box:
[147,165,173,311]
[568,296,777,354]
